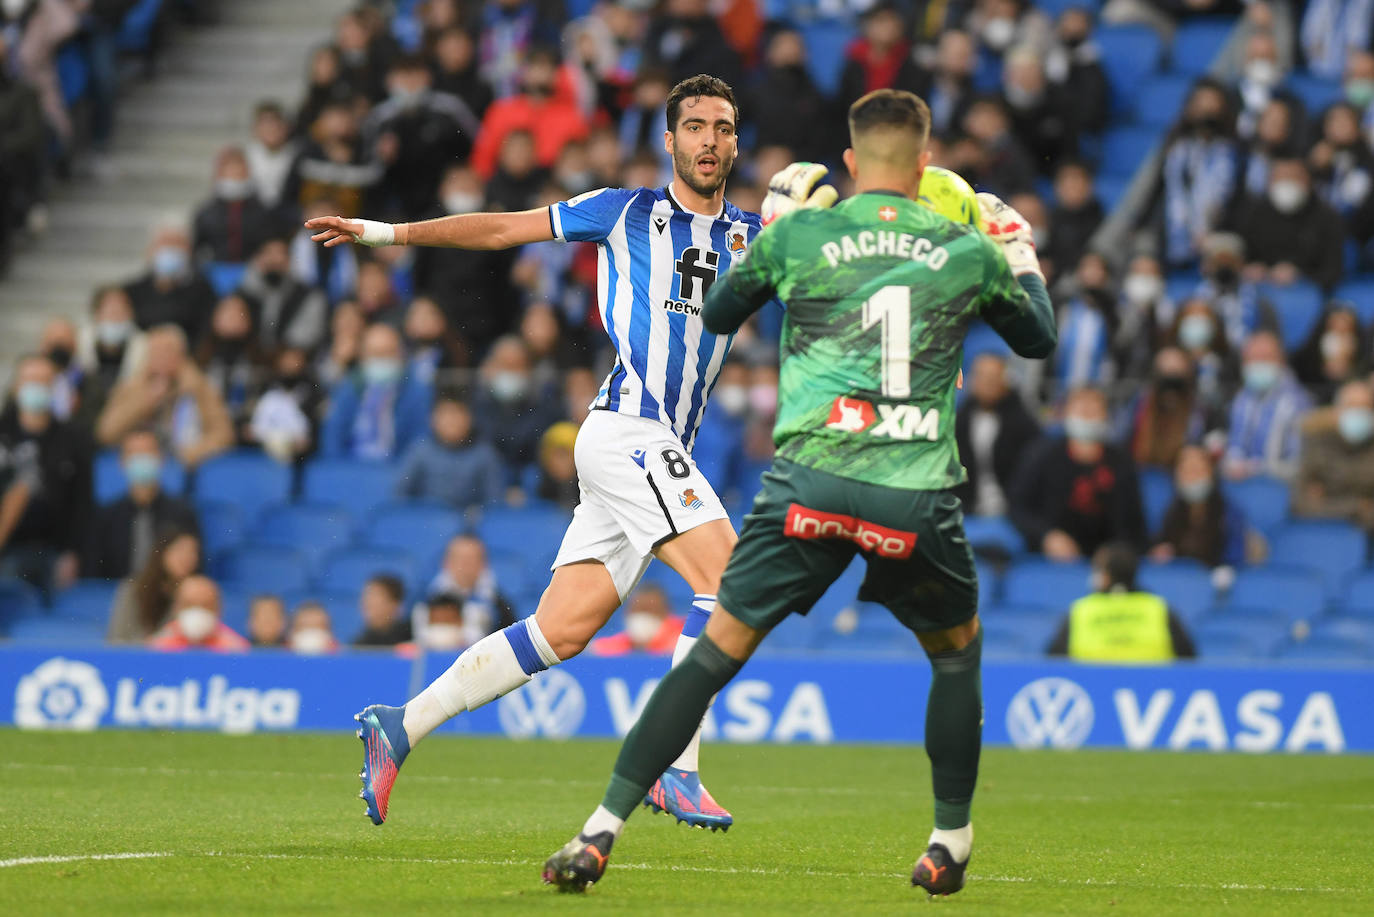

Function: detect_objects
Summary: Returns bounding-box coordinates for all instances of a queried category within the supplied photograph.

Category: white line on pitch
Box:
[0,852,170,869]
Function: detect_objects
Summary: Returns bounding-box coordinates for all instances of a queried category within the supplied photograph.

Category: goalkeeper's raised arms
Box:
[975,192,1044,283]
[761,162,839,226]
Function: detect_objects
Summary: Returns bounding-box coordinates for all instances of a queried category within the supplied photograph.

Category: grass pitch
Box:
[2,730,1371,915]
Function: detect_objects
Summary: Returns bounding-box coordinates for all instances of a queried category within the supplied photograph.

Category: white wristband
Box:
[356,219,395,247]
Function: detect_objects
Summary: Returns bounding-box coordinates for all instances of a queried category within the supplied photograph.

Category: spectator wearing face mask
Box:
[1161,80,1240,268]
[97,325,234,468]
[1230,157,1345,289]
[192,146,278,266]
[362,55,478,221]
[536,420,580,510]
[1052,252,1116,390]
[954,354,1041,518]
[1151,445,1259,577]
[1119,347,1220,469]
[430,27,492,119]
[236,238,327,355]
[835,6,923,116]
[1308,103,1374,228]
[74,285,147,430]
[403,296,468,384]
[1044,8,1108,137]
[591,584,684,656]
[1238,96,1307,199]
[245,346,323,464]
[470,47,590,180]
[1047,161,1104,286]
[1188,232,1280,351]
[291,197,359,308]
[1293,379,1374,530]
[747,29,828,162]
[424,533,518,646]
[959,96,1038,198]
[82,429,198,580]
[149,574,249,652]
[1223,330,1312,480]
[690,358,752,500]
[1112,254,1173,379]
[353,574,413,648]
[248,594,288,648]
[1232,31,1286,139]
[471,335,560,482]
[196,294,264,439]
[395,394,502,511]
[1001,44,1076,174]
[1167,298,1239,416]
[245,101,299,213]
[107,530,201,643]
[416,593,468,652]
[1009,386,1147,561]
[485,129,553,213]
[0,354,91,593]
[38,316,80,422]
[321,323,432,462]
[123,224,217,343]
[1292,303,1368,404]
[287,601,340,654]
[354,259,406,329]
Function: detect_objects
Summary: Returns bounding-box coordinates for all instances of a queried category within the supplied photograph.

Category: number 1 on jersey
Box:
[861,285,911,398]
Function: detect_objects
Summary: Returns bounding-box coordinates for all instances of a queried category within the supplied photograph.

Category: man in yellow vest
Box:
[1046,542,1196,661]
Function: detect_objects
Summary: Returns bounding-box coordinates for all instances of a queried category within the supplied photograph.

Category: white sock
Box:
[580,804,626,840]
[667,593,716,772]
[401,618,558,744]
[929,823,973,863]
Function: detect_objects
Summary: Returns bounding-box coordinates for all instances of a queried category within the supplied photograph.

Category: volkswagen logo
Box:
[14,657,109,731]
[1005,677,1094,749]
[497,669,586,739]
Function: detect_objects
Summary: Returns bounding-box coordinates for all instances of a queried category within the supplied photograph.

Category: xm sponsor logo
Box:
[1006,677,1095,749]
[13,657,300,733]
[498,669,586,739]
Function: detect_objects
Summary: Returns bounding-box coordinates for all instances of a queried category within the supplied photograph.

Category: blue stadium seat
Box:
[809,560,867,620]
[964,515,1025,557]
[1097,25,1164,114]
[1165,271,1202,305]
[1258,282,1323,351]
[117,0,164,53]
[975,558,1002,609]
[93,449,186,504]
[57,43,90,105]
[1332,278,1374,325]
[980,628,1032,656]
[204,262,247,297]
[214,545,310,594]
[1192,619,1270,659]
[217,587,255,635]
[982,605,1059,653]
[1269,522,1368,594]
[1222,476,1290,533]
[1218,567,1325,621]
[196,499,245,557]
[485,549,538,616]
[1138,561,1214,620]
[1274,635,1373,663]
[302,459,396,518]
[194,451,292,522]
[1138,467,1175,535]
[315,546,420,596]
[1282,74,1343,116]
[0,578,44,631]
[801,21,855,97]
[365,502,465,560]
[254,503,356,569]
[1340,571,1374,618]
[476,505,572,569]
[758,612,819,653]
[962,321,1013,371]
[1094,174,1131,212]
[1002,559,1090,613]
[1133,74,1194,128]
[5,616,105,643]
[51,580,120,622]
[823,604,924,654]
[1310,617,1374,646]
[1035,0,1102,17]
[1098,126,1161,179]
[1168,18,1235,75]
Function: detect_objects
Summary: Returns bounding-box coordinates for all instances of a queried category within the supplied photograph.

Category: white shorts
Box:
[552,410,728,599]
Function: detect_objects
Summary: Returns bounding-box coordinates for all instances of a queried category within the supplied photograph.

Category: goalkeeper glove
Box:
[976,192,1044,283]
[761,162,838,226]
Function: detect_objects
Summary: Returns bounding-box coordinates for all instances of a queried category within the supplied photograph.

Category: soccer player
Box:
[542,89,1057,897]
[307,74,829,832]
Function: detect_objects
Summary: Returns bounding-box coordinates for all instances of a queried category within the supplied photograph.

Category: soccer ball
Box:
[918,165,984,230]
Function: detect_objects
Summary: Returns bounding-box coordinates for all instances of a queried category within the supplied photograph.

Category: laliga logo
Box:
[14,657,109,731]
[1006,677,1095,749]
[498,669,586,739]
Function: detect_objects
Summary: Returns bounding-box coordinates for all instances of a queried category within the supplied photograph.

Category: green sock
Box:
[601,635,743,820]
[924,630,983,830]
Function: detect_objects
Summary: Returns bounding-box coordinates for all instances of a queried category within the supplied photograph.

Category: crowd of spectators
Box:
[2,0,1373,656]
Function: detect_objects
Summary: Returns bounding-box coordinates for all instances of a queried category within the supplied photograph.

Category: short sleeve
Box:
[549,187,638,243]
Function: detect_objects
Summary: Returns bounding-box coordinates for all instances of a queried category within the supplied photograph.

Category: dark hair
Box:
[665,74,739,132]
[428,592,464,615]
[847,89,931,146]
[389,53,429,74]
[89,284,127,314]
[367,574,406,603]
[1095,542,1139,591]
[254,100,286,120]
[132,529,201,636]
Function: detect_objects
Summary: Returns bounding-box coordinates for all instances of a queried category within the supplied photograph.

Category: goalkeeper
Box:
[543,88,1056,898]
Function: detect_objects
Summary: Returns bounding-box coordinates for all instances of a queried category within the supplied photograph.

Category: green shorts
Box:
[718,459,978,634]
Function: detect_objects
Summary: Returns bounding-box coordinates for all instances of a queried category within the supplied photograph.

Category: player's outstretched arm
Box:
[974,192,1057,360]
[305,208,554,251]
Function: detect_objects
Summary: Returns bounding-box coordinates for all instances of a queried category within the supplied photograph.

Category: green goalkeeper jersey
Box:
[702,190,1056,492]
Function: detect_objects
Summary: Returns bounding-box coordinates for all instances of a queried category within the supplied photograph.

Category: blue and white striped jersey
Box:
[549,184,762,452]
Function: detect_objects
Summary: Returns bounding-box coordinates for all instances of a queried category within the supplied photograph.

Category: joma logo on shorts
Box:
[785,504,917,559]
[825,396,939,442]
